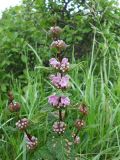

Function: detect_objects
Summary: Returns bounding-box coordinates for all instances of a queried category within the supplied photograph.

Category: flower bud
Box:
[25,134,38,150]
[53,121,66,134]
[75,119,85,130]
[49,26,62,37]
[9,102,21,112]
[16,118,29,131]
[79,104,88,115]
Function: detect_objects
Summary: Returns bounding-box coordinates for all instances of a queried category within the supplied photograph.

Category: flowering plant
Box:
[48,26,88,149]
[8,91,38,150]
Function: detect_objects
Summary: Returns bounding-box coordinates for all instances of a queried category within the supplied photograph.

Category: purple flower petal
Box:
[60,96,70,106]
[59,75,69,88]
[49,58,60,69]
[48,95,59,106]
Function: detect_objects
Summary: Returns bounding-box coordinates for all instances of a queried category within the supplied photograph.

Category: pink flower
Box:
[61,58,68,64]
[51,40,67,50]
[48,95,59,106]
[48,95,70,108]
[50,73,69,89]
[59,75,69,88]
[75,119,85,130]
[60,58,69,72]
[50,73,61,88]
[25,134,38,150]
[53,121,66,134]
[49,58,69,72]
[49,58,60,69]
[60,96,70,107]
[16,118,29,131]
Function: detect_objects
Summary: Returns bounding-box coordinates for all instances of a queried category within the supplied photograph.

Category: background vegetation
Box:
[0,0,120,159]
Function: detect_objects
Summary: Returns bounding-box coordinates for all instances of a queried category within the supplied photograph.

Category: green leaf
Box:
[30,111,48,124]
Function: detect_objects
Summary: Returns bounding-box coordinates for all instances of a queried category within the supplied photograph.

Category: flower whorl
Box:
[48,25,70,135]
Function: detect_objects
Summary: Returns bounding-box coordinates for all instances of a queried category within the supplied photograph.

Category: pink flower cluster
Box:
[49,26,62,36]
[16,118,29,131]
[53,121,66,134]
[25,134,38,150]
[49,25,70,135]
[50,73,69,89]
[51,40,67,50]
[49,58,69,72]
[48,94,70,108]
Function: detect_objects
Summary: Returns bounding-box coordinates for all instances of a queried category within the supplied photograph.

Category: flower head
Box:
[25,134,38,150]
[51,40,67,50]
[75,119,85,130]
[49,26,62,37]
[49,58,69,72]
[60,58,70,72]
[59,96,70,107]
[53,121,66,134]
[48,94,70,108]
[49,58,60,69]
[48,95,59,106]
[59,75,69,88]
[16,118,29,131]
[50,73,69,89]
[79,104,88,115]
[9,102,21,112]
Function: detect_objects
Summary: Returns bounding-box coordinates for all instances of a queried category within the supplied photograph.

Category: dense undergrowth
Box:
[0,0,120,159]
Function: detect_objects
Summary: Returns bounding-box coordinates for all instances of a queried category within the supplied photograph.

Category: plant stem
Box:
[59,109,62,121]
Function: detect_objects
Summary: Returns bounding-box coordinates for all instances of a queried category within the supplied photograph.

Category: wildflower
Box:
[59,96,70,107]
[48,95,70,108]
[50,73,61,88]
[48,95,59,107]
[49,58,69,72]
[59,75,69,88]
[53,121,66,134]
[79,104,88,115]
[51,40,67,50]
[60,58,69,72]
[49,26,62,37]
[16,118,29,131]
[50,73,69,89]
[49,58,60,69]
[75,119,85,130]
[9,102,21,112]
[25,134,38,150]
